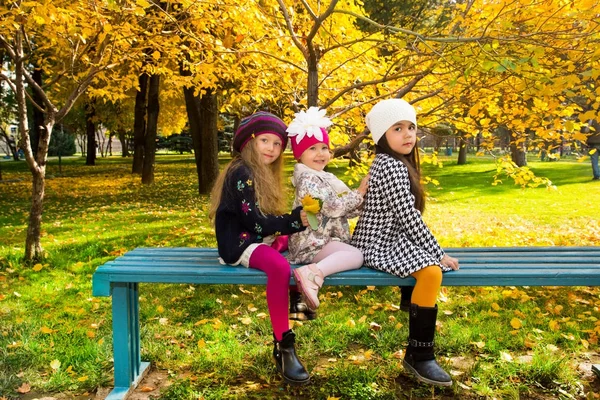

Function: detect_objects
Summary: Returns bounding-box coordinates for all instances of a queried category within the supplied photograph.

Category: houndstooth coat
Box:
[352,153,451,277]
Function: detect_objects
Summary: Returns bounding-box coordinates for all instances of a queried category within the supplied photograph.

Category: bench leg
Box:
[105,282,150,400]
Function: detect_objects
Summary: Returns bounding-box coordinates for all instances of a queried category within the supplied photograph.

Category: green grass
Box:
[1,152,599,399]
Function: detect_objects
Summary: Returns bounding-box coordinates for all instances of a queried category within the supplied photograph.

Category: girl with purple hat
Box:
[209,111,310,385]
[286,107,369,314]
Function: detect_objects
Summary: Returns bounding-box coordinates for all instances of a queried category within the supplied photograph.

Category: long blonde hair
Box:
[209,139,286,222]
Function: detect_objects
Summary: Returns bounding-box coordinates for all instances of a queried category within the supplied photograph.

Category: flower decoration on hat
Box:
[286,107,333,144]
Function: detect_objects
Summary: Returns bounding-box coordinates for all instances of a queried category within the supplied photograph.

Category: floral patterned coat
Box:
[214,160,306,264]
[288,163,364,264]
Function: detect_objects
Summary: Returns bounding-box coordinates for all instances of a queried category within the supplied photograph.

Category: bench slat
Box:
[105,256,600,265]
[92,246,600,297]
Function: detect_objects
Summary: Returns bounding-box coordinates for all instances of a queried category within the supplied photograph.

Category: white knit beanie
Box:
[365,99,417,144]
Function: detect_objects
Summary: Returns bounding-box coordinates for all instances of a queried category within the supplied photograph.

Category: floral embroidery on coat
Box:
[241,200,251,214]
[239,232,250,246]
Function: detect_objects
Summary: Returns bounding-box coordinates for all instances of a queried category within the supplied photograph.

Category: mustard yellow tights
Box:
[410,266,442,307]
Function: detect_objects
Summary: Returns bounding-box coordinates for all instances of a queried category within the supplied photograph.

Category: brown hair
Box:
[375,135,425,213]
[209,139,286,222]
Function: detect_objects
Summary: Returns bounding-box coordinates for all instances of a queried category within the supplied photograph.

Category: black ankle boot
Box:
[402,304,452,387]
[289,290,317,321]
[273,330,310,385]
[400,286,414,312]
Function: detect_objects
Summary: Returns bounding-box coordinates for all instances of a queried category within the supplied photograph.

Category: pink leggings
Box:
[313,241,363,276]
[248,245,291,341]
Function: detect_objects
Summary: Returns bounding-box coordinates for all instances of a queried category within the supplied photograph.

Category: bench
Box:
[92,246,600,399]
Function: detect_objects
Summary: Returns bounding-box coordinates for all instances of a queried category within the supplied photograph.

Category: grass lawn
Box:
[1,152,599,399]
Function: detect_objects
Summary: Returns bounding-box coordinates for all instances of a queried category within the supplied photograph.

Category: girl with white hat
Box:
[352,98,459,387]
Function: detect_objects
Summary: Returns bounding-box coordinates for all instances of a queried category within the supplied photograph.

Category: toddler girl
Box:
[287,107,368,311]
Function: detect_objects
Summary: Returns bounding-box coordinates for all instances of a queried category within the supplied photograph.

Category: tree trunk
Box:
[142,74,160,185]
[25,169,45,259]
[86,101,96,165]
[183,83,219,194]
[108,131,114,156]
[198,89,219,193]
[510,138,527,167]
[1,128,19,160]
[457,135,468,165]
[118,129,129,157]
[132,73,149,174]
[30,68,45,156]
[307,57,319,107]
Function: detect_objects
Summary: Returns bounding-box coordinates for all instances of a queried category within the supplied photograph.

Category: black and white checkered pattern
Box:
[352,154,450,278]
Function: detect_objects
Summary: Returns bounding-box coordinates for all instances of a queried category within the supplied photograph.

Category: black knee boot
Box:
[273,330,310,385]
[403,304,452,387]
[400,286,414,312]
[289,290,317,321]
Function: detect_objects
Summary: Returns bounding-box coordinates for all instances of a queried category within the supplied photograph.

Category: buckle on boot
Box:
[409,339,435,347]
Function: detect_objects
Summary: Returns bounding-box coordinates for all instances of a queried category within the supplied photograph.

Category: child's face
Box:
[384,120,417,155]
[299,142,331,171]
[254,133,283,165]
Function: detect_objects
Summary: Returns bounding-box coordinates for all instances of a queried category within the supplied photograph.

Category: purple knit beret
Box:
[233,111,288,153]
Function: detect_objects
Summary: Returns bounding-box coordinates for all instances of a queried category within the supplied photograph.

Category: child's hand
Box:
[358,174,370,196]
[300,210,310,227]
[441,254,459,270]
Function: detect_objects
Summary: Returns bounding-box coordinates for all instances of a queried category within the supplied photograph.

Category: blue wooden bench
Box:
[92,246,600,399]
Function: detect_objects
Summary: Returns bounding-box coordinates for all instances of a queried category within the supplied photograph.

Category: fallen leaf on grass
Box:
[546,344,559,352]
[240,317,252,325]
[140,386,155,392]
[500,351,513,362]
[16,383,31,394]
[510,318,522,329]
[369,322,381,331]
[50,359,61,371]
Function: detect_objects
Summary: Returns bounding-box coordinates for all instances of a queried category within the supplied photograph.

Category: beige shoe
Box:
[293,264,324,310]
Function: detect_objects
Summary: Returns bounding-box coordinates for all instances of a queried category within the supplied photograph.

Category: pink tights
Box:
[248,245,291,341]
[313,241,363,277]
